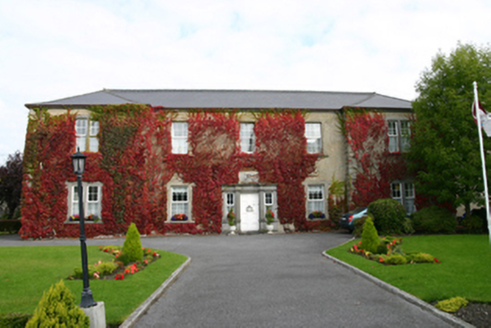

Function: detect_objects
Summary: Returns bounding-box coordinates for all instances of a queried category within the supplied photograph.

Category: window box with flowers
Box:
[67,214,101,224]
[171,213,188,221]
[308,211,326,220]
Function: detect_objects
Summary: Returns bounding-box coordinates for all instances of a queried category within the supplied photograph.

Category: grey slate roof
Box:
[26,89,412,111]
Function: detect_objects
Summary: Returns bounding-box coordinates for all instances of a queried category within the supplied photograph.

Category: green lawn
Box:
[0,246,188,326]
[327,235,491,303]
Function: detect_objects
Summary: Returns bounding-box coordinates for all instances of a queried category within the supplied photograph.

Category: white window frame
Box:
[400,120,411,152]
[388,120,399,153]
[170,186,191,220]
[225,192,235,216]
[388,120,410,153]
[240,123,255,153]
[305,123,322,154]
[307,185,325,218]
[391,182,402,202]
[264,192,274,207]
[403,182,416,214]
[67,182,103,221]
[75,117,99,152]
[171,122,189,154]
[391,181,416,214]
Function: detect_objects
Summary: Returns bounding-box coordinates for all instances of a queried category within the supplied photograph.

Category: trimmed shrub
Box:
[121,223,143,264]
[360,217,379,253]
[72,265,98,280]
[368,198,406,235]
[26,280,90,327]
[462,213,487,233]
[435,297,468,313]
[353,215,369,238]
[406,252,435,263]
[412,206,457,234]
[402,217,415,235]
[0,313,32,328]
[96,261,118,275]
[383,253,407,265]
[0,219,22,233]
[72,261,117,279]
[376,243,389,255]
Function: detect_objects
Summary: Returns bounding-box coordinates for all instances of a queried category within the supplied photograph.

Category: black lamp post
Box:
[71,148,96,308]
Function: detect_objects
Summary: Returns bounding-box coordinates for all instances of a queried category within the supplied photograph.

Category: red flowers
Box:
[115,273,125,280]
[434,258,441,264]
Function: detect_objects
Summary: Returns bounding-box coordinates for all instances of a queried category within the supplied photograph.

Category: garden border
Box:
[119,256,191,328]
[322,248,473,328]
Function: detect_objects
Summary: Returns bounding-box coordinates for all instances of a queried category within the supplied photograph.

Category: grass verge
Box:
[326,235,491,303]
[0,246,188,326]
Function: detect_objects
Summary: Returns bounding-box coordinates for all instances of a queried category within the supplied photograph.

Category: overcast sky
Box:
[1,0,490,164]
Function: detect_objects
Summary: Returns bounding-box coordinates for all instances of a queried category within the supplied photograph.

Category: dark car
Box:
[339,207,368,232]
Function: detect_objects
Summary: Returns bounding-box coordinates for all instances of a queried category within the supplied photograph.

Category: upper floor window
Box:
[240,123,255,153]
[305,123,322,154]
[172,122,188,154]
[388,120,410,153]
[76,118,99,152]
[391,181,415,214]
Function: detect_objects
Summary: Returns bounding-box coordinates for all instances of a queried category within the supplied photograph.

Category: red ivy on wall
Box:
[343,109,406,207]
[20,106,327,239]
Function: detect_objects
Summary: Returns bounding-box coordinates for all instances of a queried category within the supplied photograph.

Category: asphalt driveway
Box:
[1,232,458,327]
[133,233,455,328]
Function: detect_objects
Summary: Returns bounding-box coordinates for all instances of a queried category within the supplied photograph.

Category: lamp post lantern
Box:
[71,148,96,308]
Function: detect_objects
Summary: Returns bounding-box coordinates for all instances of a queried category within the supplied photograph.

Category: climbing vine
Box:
[342,109,407,207]
[20,109,75,239]
[20,105,327,239]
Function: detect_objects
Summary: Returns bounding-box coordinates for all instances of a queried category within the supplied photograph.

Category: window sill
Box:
[167,220,194,223]
[64,221,103,224]
[307,218,327,221]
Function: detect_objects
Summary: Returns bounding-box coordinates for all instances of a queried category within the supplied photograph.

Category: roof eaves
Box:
[24,90,107,109]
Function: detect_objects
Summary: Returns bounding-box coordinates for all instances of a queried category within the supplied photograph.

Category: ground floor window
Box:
[307,185,326,219]
[264,192,273,209]
[225,192,235,217]
[391,181,415,214]
[67,182,102,221]
[171,186,190,221]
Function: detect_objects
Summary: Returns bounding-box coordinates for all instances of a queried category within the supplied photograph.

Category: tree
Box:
[0,151,23,219]
[407,43,491,214]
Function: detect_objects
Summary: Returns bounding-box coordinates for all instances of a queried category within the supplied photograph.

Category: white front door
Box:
[240,193,259,232]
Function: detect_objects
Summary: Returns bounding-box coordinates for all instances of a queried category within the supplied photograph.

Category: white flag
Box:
[473,101,491,137]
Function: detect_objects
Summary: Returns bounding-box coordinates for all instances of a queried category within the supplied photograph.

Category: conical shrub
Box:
[26,280,90,327]
[121,223,143,264]
[360,216,379,254]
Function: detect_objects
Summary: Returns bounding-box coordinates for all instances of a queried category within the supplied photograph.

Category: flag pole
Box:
[473,81,491,244]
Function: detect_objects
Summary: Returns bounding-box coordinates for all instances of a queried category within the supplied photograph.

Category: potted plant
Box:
[265,208,274,234]
[227,209,236,235]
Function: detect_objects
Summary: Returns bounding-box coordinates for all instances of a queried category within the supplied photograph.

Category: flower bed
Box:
[68,246,161,281]
[349,238,440,265]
